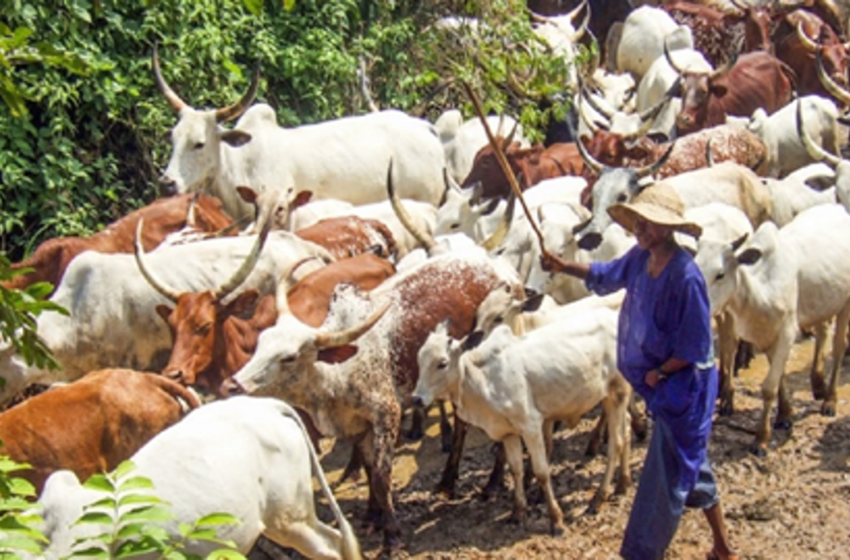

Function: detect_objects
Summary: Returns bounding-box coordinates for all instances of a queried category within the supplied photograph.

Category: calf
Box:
[694,204,850,455]
[413,313,632,533]
[4,193,233,294]
[0,368,198,494]
[37,397,361,559]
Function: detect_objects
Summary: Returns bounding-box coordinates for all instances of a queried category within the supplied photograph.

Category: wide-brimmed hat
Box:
[607,182,702,238]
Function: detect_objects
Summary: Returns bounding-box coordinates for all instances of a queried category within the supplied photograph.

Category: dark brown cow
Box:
[295,215,398,261]
[663,1,774,67]
[773,10,850,98]
[461,139,584,201]
[669,48,797,135]
[0,369,198,494]
[4,194,233,295]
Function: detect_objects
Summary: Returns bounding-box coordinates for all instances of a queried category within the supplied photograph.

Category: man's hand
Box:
[645,369,662,388]
[540,251,564,273]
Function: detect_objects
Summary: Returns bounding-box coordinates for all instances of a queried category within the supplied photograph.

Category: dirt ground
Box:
[317,336,850,559]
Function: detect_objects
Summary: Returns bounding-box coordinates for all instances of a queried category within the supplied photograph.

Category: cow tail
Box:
[277,401,362,560]
[149,374,201,412]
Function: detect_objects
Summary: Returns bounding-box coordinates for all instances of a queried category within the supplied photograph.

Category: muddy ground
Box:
[315,336,850,559]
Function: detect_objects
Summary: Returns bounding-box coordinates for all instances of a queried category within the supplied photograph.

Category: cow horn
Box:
[134,219,181,302]
[185,191,201,228]
[576,93,604,134]
[580,87,615,120]
[152,42,188,112]
[503,120,519,148]
[495,114,506,138]
[479,191,516,251]
[444,168,463,195]
[795,20,820,53]
[635,141,675,179]
[314,300,392,348]
[729,0,750,13]
[528,10,549,24]
[214,63,261,123]
[280,256,323,296]
[796,97,842,167]
[816,48,850,105]
[663,38,688,76]
[571,0,591,42]
[211,216,272,301]
[637,92,672,123]
[705,138,716,167]
[387,160,438,254]
[576,133,604,175]
[709,48,739,81]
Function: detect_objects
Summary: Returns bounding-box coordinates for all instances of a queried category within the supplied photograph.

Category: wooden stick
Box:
[461,80,547,252]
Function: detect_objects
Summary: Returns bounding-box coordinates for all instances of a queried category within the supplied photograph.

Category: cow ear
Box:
[709,83,728,98]
[156,304,173,324]
[462,330,485,352]
[737,247,762,266]
[291,190,313,209]
[522,292,546,312]
[220,129,252,147]
[804,175,834,192]
[317,345,359,364]
[225,289,260,317]
[236,185,257,204]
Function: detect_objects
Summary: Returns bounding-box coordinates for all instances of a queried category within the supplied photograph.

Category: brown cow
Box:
[773,10,850,98]
[0,369,198,494]
[295,216,398,261]
[4,193,233,295]
[461,139,584,201]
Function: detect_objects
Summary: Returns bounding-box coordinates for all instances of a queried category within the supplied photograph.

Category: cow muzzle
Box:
[577,232,602,251]
[158,175,178,196]
[220,378,246,397]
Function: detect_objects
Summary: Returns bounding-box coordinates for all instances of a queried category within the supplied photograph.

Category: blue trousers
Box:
[620,417,719,560]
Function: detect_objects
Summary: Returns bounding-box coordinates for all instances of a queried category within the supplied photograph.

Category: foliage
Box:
[0,0,584,260]
[0,256,66,373]
[0,456,46,558]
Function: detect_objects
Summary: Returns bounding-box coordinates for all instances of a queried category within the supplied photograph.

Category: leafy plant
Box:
[0,456,46,558]
[66,460,245,560]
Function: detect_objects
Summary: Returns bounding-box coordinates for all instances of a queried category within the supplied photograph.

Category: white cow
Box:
[153,48,446,223]
[617,6,695,81]
[0,231,333,404]
[434,109,528,184]
[725,96,840,178]
[694,204,850,455]
[36,397,360,560]
[413,313,632,533]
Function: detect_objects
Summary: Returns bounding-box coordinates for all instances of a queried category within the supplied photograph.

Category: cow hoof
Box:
[748,445,768,458]
[432,481,456,499]
[811,378,827,400]
[773,418,792,431]
[550,522,566,537]
[821,401,837,417]
[406,428,424,441]
[718,399,734,417]
[381,537,404,558]
[480,480,504,501]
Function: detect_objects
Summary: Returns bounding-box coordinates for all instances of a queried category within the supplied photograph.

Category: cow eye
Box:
[437,359,449,370]
[494,316,504,324]
[193,142,205,150]
[196,323,212,335]
[715,271,725,281]
[280,355,297,364]
[450,223,460,230]
[616,193,628,203]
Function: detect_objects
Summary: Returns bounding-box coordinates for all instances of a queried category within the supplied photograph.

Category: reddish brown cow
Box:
[669,48,797,135]
[663,1,774,67]
[460,139,584,201]
[295,215,398,261]
[0,369,198,494]
[773,10,850,98]
[4,194,233,295]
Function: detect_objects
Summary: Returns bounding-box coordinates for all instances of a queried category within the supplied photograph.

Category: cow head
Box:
[727,0,773,53]
[460,122,521,197]
[135,216,271,391]
[693,231,764,316]
[665,41,737,134]
[798,20,850,91]
[413,319,465,408]
[154,43,259,196]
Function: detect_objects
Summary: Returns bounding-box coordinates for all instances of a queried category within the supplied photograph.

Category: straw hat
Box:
[607,182,702,238]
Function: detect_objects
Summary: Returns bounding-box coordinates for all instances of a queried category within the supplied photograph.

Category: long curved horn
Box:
[796,98,842,167]
[709,48,739,81]
[796,20,820,53]
[387,160,438,254]
[580,87,615,120]
[816,48,850,105]
[571,0,591,42]
[214,64,261,123]
[503,120,519,148]
[280,256,324,297]
[479,192,516,251]
[576,93,606,134]
[635,141,675,178]
[566,0,588,27]
[705,138,716,167]
[637,91,672,123]
[185,191,200,228]
[211,217,272,301]
[314,300,392,348]
[663,38,688,76]
[528,10,549,24]
[134,219,181,302]
[576,133,604,175]
[152,42,188,112]
[444,167,463,195]
[622,111,659,141]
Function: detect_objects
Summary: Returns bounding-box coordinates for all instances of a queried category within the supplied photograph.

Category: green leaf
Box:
[74,511,113,525]
[243,0,262,16]
[194,513,241,528]
[205,550,247,560]
[283,0,296,12]
[116,475,155,492]
[112,460,137,480]
[82,474,114,493]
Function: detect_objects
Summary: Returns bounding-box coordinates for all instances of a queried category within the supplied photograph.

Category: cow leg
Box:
[438,400,453,453]
[524,427,565,536]
[371,409,403,552]
[406,406,426,441]
[628,394,647,442]
[357,437,382,529]
[503,434,528,529]
[823,302,850,416]
[585,408,606,457]
[482,441,507,500]
[435,413,468,497]
[809,321,829,400]
[753,330,794,456]
[716,311,738,416]
[588,390,630,515]
[338,444,364,484]
[543,419,556,459]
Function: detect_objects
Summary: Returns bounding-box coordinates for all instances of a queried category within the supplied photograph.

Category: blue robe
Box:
[586,245,719,560]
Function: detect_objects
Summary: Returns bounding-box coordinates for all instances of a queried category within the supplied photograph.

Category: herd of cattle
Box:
[6,0,850,557]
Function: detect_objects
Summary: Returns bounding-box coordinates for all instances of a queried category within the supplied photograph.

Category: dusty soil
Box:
[318,336,850,559]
